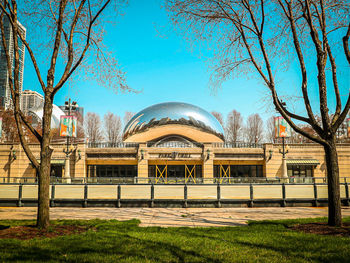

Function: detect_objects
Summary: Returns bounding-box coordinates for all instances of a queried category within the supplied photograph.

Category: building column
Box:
[137,143,148,183]
[63,155,71,183]
[264,143,274,178]
[202,143,214,183]
[282,158,288,178]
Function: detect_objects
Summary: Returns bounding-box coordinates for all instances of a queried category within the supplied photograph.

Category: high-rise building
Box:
[0,16,26,109]
[20,90,44,115]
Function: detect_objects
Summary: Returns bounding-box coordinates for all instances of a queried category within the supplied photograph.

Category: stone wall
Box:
[265,143,350,179]
[0,143,86,179]
[3,142,349,180]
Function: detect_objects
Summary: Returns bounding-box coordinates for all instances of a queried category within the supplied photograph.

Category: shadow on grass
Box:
[234,238,347,263]
[0,225,10,230]
[247,217,329,226]
[2,244,57,262]
[1,218,350,263]
[153,222,350,262]
[2,230,222,263]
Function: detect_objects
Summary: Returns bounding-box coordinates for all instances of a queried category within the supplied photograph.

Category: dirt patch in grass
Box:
[290,222,350,237]
[0,224,91,240]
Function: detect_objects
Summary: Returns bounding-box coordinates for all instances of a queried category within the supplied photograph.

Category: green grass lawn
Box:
[0,217,349,263]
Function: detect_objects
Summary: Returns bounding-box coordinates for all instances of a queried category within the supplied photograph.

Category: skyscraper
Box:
[20,89,44,115]
[0,16,26,109]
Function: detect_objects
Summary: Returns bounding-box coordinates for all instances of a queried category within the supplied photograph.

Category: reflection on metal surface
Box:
[28,103,65,128]
[123,102,224,141]
[147,135,202,148]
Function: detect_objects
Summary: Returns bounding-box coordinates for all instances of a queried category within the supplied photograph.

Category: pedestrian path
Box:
[0,207,349,227]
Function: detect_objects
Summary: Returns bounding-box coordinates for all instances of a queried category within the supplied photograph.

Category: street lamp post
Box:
[275,101,290,180]
[279,137,289,179]
[62,98,77,183]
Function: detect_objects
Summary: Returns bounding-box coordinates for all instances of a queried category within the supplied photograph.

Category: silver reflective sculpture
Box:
[123,102,224,140]
[28,103,65,129]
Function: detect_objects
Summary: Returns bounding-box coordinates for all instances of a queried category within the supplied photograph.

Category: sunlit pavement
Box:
[0,207,349,227]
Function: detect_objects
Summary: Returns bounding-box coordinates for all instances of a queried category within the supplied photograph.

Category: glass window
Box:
[251,166,257,177]
[256,166,263,177]
[213,165,263,177]
[87,165,137,177]
[148,166,156,177]
[195,165,202,178]
[148,165,202,178]
[120,167,126,177]
[96,166,105,177]
[106,166,113,177]
[287,165,314,178]
[306,167,312,177]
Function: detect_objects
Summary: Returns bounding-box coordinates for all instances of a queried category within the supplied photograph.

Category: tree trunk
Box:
[36,96,53,229]
[324,138,342,226]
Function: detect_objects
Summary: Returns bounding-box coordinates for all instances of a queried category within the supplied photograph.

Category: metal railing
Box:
[0,182,349,208]
[146,141,202,148]
[1,176,349,184]
[87,142,139,148]
[86,142,266,148]
[143,177,329,184]
[212,142,263,148]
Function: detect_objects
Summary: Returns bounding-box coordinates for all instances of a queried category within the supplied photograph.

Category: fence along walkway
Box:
[2,177,350,184]
[0,183,349,208]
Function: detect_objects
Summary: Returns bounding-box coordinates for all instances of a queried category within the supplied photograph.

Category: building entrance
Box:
[148,165,202,183]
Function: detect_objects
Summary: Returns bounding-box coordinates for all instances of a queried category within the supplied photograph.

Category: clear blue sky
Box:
[22,0,349,126]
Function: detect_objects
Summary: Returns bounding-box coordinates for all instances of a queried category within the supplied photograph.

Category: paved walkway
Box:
[0,207,349,227]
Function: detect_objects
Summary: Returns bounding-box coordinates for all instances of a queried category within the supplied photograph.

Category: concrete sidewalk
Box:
[0,207,349,227]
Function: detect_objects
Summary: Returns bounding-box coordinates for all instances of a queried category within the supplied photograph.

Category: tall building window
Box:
[0,16,26,109]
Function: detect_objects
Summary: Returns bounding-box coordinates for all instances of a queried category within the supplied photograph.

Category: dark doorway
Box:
[51,165,63,177]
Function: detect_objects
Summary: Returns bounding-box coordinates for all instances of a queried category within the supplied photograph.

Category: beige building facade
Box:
[0,143,85,181]
[1,142,349,183]
[1,102,349,182]
[85,142,350,182]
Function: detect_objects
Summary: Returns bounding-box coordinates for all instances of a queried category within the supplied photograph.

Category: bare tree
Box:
[245,114,263,144]
[266,116,275,144]
[0,109,37,142]
[226,110,243,144]
[289,129,300,144]
[123,111,135,126]
[166,0,350,226]
[104,112,121,145]
[0,0,129,229]
[85,112,103,144]
[211,111,225,128]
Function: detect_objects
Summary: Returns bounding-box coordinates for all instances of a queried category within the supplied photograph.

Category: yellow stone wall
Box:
[137,144,148,178]
[335,144,350,180]
[2,142,349,180]
[203,144,213,178]
[0,143,85,179]
[265,143,350,179]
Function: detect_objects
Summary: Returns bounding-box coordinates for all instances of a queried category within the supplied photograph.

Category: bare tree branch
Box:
[53,0,111,94]
[343,22,350,64]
